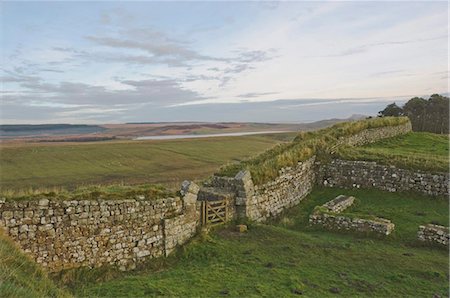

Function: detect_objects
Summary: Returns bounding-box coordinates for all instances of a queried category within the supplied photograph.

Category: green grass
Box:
[0,183,175,202]
[0,232,71,298]
[336,132,449,172]
[0,133,295,192]
[69,188,448,297]
[278,187,448,243]
[217,117,410,185]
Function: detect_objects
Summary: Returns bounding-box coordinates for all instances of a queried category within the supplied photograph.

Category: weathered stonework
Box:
[318,159,449,197]
[309,195,394,235]
[334,122,412,148]
[417,224,449,246]
[0,182,200,272]
[321,195,355,213]
[246,157,316,222]
[206,157,316,223]
[164,181,201,256]
[309,211,395,236]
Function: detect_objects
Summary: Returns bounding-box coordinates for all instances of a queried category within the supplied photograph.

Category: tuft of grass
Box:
[0,232,71,298]
[1,183,175,202]
[336,132,449,172]
[217,117,410,184]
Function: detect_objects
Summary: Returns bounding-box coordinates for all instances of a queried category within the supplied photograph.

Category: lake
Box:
[134,130,290,140]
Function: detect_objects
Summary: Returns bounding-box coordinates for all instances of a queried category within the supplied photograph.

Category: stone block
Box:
[236,224,247,233]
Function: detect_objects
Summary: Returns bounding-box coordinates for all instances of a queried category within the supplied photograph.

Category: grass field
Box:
[336,132,449,172]
[68,187,448,297]
[0,133,295,191]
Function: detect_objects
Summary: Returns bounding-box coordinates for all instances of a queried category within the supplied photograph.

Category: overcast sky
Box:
[1,1,448,124]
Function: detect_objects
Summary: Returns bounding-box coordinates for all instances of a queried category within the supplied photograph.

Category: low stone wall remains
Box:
[321,195,355,213]
[417,224,449,246]
[318,159,448,197]
[309,211,395,235]
[309,195,394,235]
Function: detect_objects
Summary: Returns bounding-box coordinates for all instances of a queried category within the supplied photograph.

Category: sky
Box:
[0,1,448,124]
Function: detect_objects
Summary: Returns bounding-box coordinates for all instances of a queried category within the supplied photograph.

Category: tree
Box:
[403,97,428,131]
[379,94,449,134]
[378,103,404,117]
[428,94,449,134]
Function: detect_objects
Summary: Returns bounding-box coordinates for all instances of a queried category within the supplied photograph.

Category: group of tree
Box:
[378,94,449,134]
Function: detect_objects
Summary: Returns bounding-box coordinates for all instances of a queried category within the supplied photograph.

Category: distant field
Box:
[0,133,296,191]
[337,132,449,172]
[72,188,448,297]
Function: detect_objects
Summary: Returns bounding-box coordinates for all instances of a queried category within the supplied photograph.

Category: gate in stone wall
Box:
[201,199,229,226]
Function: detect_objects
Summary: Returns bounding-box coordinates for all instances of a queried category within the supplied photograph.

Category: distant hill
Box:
[0,115,368,142]
[0,124,106,138]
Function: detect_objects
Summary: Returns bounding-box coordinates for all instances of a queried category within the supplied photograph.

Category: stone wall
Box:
[0,182,200,272]
[417,224,449,246]
[164,181,200,256]
[207,157,316,223]
[246,157,316,222]
[318,159,448,197]
[309,212,395,235]
[334,122,412,148]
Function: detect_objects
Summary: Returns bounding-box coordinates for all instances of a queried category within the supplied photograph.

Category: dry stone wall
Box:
[309,212,395,235]
[0,182,201,272]
[334,122,412,148]
[207,157,316,223]
[246,157,316,222]
[318,160,448,197]
[417,224,449,246]
[309,195,395,235]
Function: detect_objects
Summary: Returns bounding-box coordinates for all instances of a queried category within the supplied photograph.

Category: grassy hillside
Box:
[336,132,449,172]
[0,133,295,192]
[0,232,70,298]
[71,188,448,297]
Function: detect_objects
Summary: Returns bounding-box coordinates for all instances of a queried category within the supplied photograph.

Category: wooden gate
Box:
[201,199,229,226]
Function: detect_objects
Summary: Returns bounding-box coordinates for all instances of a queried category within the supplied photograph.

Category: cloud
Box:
[320,35,447,57]
[85,29,224,67]
[369,70,405,78]
[0,72,41,84]
[238,92,279,98]
[3,74,206,109]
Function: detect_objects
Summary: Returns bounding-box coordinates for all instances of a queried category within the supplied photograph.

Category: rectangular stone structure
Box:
[417,224,449,246]
[321,195,355,213]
